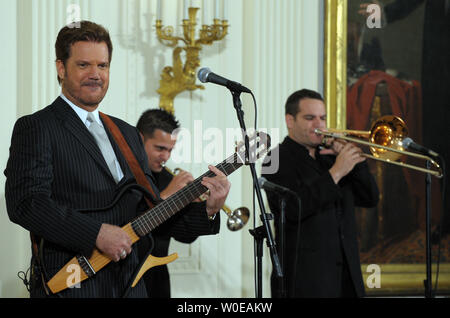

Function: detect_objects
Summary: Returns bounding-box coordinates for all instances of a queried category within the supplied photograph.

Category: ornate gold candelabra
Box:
[155,7,228,114]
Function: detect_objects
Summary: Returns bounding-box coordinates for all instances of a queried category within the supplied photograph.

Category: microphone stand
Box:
[272,191,301,298]
[230,90,282,298]
[278,197,286,298]
[424,160,433,298]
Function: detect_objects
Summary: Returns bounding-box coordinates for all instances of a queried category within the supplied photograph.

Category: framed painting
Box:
[324,0,450,296]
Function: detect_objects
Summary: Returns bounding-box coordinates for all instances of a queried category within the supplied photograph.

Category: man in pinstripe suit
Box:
[4,21,230,298]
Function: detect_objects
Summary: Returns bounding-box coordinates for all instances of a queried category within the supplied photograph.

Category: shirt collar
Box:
[60,93,103,127]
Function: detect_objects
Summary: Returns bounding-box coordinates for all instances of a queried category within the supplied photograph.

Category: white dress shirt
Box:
[60,93,124,181]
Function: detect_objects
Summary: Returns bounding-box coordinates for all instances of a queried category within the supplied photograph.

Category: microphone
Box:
[258,177,296,196]
[197,67,252,93]
[402,137,439,158]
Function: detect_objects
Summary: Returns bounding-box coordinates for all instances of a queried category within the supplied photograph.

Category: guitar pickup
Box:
[76,255,96,278]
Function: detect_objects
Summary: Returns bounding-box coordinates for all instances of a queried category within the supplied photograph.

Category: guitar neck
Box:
[131,153,243,237]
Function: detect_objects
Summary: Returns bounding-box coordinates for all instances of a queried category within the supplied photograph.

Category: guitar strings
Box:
[131,153,242,237]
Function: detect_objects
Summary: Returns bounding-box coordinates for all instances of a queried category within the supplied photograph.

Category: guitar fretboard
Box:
[131,153,243,237]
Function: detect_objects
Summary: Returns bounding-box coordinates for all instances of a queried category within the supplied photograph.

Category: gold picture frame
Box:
[324,0,347,130]
[324,0,450,296]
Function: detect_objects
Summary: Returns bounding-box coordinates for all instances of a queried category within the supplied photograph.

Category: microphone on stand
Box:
[402,137,439,158]
[258,177,297,196]
[197,67,252,93]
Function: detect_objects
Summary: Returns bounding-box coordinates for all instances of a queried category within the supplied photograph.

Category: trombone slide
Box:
[315,129,442,178]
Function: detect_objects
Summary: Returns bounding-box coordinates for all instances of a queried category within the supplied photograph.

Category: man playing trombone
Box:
[136,109,222,298]
[262,89,379,298]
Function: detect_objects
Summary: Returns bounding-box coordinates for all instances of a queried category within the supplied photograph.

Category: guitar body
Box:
[47,223,140,294]
[35,183,152,298]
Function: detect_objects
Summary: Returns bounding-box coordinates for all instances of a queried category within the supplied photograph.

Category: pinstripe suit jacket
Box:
[4,97,216,298]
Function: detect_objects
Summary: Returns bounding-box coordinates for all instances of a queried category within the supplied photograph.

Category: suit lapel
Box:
[50,97,115,180]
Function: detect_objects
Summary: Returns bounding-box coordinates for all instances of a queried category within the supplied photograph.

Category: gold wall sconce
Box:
[155,1,228,114]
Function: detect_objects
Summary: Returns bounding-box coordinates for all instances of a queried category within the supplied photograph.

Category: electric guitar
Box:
[46,131,270,294]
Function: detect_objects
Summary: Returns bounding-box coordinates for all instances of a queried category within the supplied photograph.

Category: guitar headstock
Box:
[229,131,271,165]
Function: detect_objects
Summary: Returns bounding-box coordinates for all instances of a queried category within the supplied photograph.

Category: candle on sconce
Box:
[214,0,220,19]
[156,0,162,20]
[202,0,207,24]
[223,0,227,20]
[184,0,189,19]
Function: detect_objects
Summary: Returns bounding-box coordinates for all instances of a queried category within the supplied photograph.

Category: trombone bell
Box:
[369,115,408,161]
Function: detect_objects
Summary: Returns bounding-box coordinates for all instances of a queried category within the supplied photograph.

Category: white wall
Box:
[0,0,322,298]
[0,0,29,299]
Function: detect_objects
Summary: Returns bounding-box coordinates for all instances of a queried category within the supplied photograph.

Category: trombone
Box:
[314,115,443,178]
[163,166,250,231]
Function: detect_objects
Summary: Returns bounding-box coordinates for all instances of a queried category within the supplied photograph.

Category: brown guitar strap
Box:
[100,113,174,297]
[99,112,156,209]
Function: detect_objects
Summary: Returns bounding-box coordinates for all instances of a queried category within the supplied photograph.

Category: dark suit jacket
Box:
[262,137,379,298]
[4,97,215,298]
[137,168,219,298]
